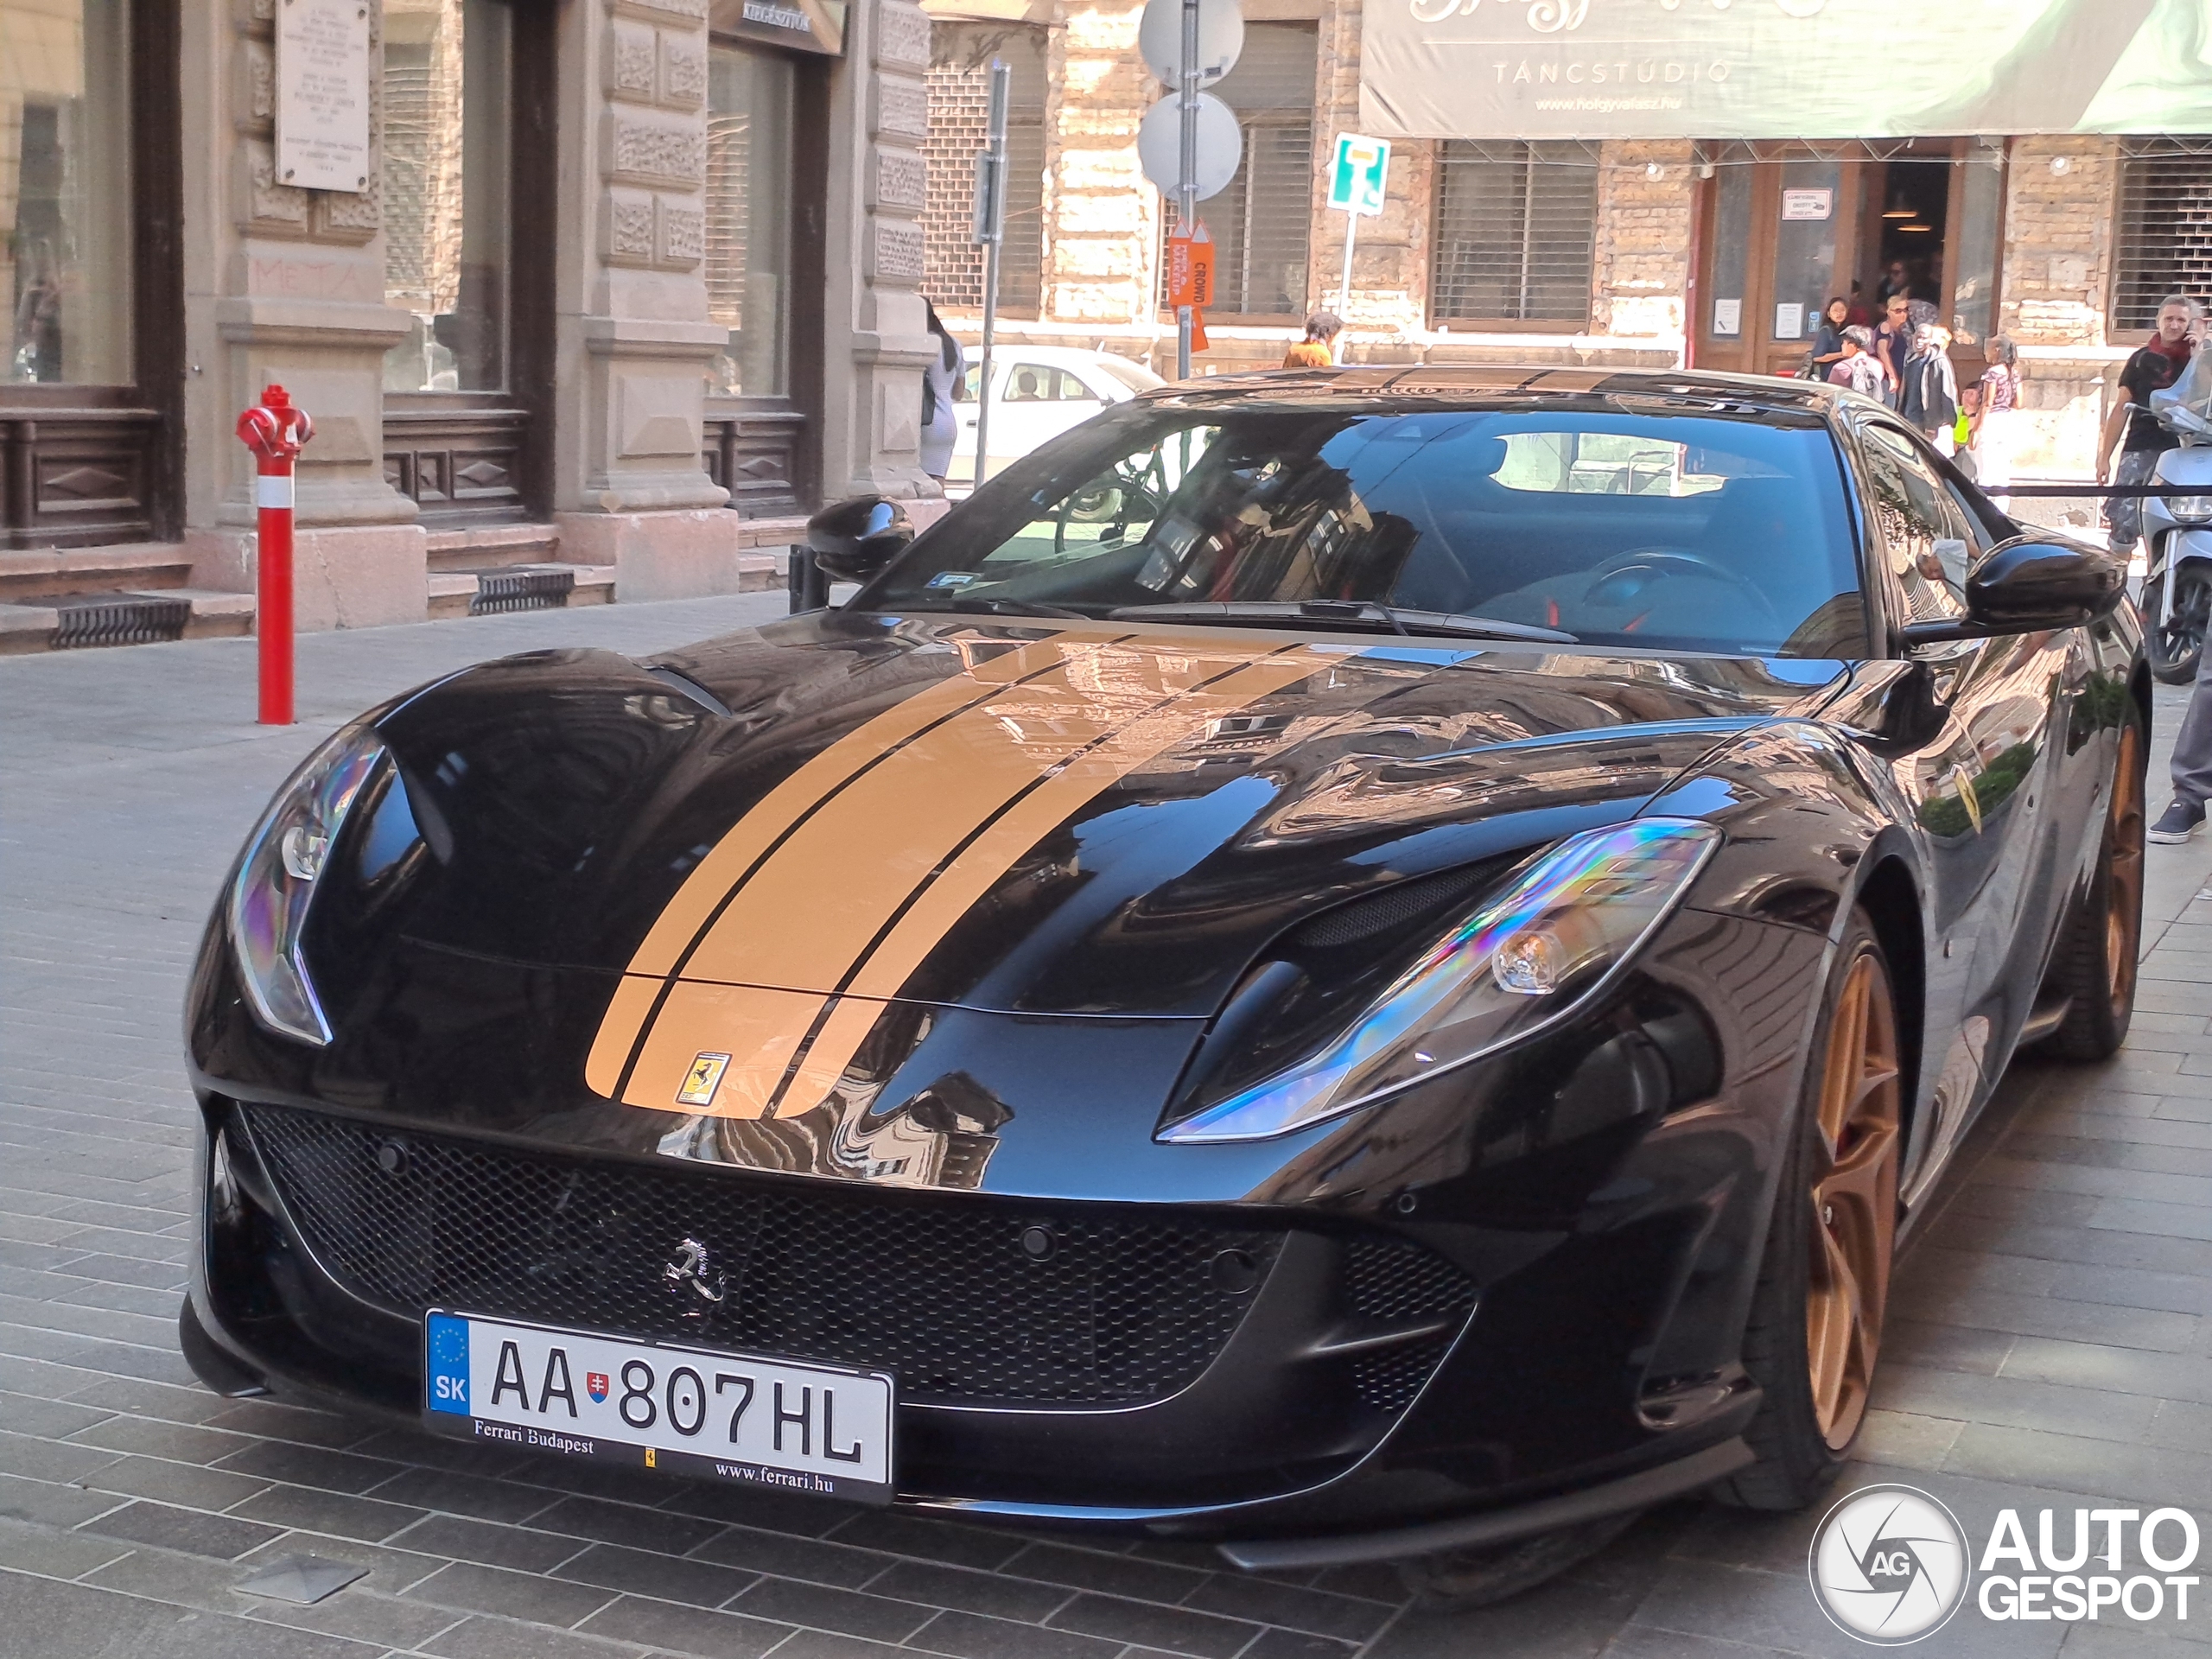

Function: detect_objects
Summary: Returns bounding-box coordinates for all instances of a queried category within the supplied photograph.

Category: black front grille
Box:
[242,1105,1299,1408]
[1343,1234,1478,1325]
[1342,1235,1478,1411]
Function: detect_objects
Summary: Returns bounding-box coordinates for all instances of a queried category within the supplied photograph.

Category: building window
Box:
[2,0,133,385]
[2114,151,2212,335]
[1163,22,1315,317]
[705,42,796,397]
[1431,142,1597,327]
[923,25,1044,317]
[383,0,512,391]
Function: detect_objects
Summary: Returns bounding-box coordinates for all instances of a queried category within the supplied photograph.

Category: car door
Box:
[1857,420,2071,1196]
[980,361,1068,478]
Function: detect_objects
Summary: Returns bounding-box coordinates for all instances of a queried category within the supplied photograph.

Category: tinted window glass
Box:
[869,402,1871,658]
[1859,423,1969,621]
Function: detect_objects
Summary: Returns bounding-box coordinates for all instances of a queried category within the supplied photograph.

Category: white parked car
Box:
[947,346,1163,486]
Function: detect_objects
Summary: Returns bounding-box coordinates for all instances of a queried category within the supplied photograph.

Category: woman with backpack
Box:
[1901,325,1960,454]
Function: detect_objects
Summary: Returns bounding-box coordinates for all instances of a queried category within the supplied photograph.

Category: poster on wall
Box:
[1773,302,1804,341]
[1358,0,2212,141]
[1713,298,1741,337]
[1781,188,1833,221]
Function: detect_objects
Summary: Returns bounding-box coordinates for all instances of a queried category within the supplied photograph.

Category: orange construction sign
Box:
[1166,228,1217,309]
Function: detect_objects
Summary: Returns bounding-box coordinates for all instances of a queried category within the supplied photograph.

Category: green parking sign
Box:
[1328,134,1389,217]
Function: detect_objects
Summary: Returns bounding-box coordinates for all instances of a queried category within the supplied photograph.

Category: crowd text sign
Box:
[1358,0,2212,141]
[276,0,372,194]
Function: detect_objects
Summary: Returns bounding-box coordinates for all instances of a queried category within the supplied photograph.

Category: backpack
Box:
[1919,357,1956,431]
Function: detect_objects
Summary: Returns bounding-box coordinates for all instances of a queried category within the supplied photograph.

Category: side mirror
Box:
[806,495,915,583]
[1901,535,2126,645]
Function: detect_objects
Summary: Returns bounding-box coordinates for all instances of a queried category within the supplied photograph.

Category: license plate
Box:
[423,1312,894,1504]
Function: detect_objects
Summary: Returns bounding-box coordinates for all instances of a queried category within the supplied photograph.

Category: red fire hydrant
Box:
[236,385,314,725]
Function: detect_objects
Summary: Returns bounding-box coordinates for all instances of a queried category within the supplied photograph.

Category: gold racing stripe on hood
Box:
[597,637,1332,1116]
[585,631,1081,1099]
[762,647,1337,1119]
[621,632,1082,981]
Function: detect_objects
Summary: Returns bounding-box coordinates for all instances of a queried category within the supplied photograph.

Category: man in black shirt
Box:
[1872,294,1913,410]
[2099,293,2199,557]
[2116,295,2212,843]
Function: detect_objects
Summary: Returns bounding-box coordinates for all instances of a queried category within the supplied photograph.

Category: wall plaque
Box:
[276,0,372,194]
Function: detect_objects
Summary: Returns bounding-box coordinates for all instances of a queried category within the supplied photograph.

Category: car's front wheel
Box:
[1718,909,1904,1511]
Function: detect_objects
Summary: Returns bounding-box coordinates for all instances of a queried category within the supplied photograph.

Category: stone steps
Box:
[0,517,806,652]
[0,543,195,604]
[424,524,563,575]
[0,588,255,656]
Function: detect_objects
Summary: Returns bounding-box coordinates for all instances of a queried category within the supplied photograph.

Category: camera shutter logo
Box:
[1808,1484,1970,1644]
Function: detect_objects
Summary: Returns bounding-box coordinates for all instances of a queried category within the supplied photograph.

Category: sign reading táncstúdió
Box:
[1357,0,2212,142]
[276,0,371,194]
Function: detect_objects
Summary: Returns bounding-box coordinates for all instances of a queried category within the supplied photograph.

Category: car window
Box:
[1493,430,1726,497]
[1054,369,1103,404]
[957,365,980,403]
[1859,423,1969,622]
[1006,365,1053,403]
[868,402,1872,658]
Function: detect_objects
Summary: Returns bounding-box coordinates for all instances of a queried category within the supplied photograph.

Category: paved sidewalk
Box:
[1,605,2207,1659]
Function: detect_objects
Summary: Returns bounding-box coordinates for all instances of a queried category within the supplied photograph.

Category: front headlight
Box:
[1158,819,1719,1144]
[226,721,385,1044]
[2169,496,2212,524]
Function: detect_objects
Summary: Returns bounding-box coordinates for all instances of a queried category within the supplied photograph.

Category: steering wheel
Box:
[1586,546,1781,625]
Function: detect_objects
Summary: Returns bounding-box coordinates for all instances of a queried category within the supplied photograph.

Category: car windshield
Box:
[862,399,1870,657]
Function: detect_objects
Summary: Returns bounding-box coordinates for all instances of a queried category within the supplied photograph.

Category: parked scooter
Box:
[2144,356,2212,683]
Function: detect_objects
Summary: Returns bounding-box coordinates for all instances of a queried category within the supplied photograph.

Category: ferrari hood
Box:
[359,613,1849,1122]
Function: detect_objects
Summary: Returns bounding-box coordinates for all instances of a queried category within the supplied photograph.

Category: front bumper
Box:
[187,891,1821,1555]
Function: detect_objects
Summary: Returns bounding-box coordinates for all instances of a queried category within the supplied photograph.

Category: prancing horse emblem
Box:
[662,1236,727,1319]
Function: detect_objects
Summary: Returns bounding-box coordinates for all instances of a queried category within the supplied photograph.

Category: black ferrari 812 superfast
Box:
[184,367,2145,1603]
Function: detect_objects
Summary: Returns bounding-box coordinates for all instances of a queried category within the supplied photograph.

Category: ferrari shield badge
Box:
[677,1052,730,1108]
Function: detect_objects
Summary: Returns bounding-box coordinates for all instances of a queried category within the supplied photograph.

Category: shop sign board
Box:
[1781,188,1832,222]
[1328,135,1391,217]
[275,0,371,194]
[1357,0,2212,141]
[709,0,849,56]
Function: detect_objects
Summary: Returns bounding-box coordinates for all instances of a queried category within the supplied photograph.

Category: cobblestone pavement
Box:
[2,601,2209,1659]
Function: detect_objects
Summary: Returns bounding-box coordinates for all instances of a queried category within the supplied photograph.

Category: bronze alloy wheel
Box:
[2103,721,2146,1019]
[1804,950,1904,1452]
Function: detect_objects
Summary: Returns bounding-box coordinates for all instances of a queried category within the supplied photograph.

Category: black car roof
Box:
[1135,364,1848,419]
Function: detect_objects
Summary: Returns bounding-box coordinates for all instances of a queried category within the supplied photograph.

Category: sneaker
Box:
[2150,801,2206,843]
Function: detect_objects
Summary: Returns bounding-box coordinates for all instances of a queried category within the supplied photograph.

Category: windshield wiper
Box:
[1108,599,1578,645]
[909,595,1090,619]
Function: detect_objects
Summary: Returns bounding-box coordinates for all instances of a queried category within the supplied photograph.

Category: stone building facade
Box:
[0,0,943,648]
[920,0,2201,486]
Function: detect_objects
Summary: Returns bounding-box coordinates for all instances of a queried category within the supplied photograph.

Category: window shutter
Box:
[2115,150,2212,335]
[923,25,1046,315]
[1431,142,1596,327]
[1161,23,1315,318]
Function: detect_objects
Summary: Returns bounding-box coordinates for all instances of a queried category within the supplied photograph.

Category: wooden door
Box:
[1695,155,1864,382]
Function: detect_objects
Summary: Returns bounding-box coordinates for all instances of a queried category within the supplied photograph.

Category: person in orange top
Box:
[1282,311,1342,368]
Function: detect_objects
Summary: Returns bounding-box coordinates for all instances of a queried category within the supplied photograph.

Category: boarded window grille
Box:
[1160,23,1314,317]
[1431,142,1596,326]
[2114,153,2212,334]
[923,26,1045,315]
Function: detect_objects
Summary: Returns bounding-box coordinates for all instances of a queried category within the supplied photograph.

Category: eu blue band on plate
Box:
[428,1313,470,1414]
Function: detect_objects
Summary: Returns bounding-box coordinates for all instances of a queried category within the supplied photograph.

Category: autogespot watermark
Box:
[1808,1483,2204,1645]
